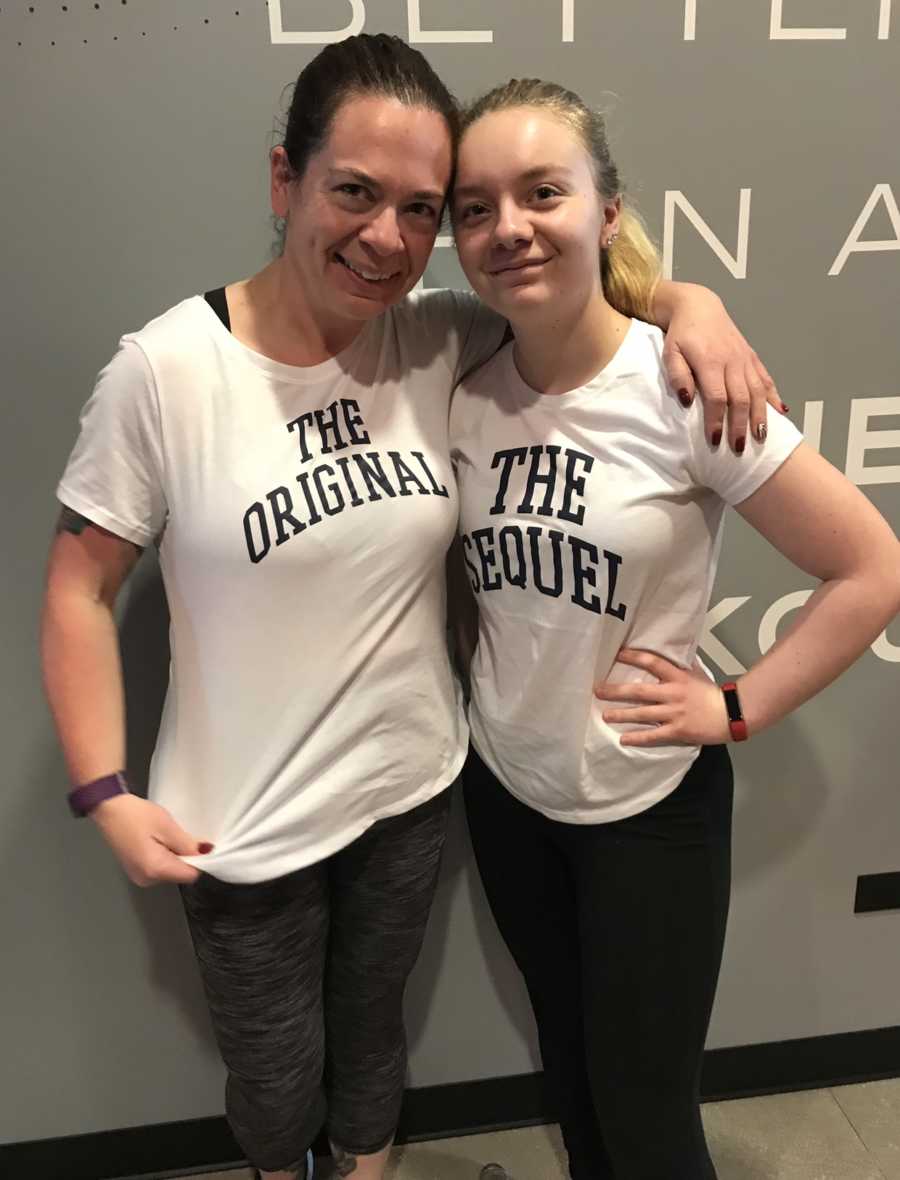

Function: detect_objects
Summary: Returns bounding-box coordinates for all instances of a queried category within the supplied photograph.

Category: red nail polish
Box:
[781,403,790,414]
[711,430,722,448]
[735,437,746,455]
[198,842,214,854]
[678,389,692,408]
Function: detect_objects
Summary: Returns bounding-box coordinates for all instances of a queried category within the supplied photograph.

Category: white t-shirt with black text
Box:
[59,290,504,882]
[450,318,804,823]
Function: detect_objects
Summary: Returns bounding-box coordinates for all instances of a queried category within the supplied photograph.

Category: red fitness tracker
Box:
[721,683,748,742]
[68,771,130,818]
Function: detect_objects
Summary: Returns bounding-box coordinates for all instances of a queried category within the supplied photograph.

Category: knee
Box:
[227,1063,325,1155]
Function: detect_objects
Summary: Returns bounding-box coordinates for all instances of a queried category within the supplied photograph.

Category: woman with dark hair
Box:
[42,36,783,1180]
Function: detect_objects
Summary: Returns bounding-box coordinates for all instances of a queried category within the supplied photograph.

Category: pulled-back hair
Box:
[461,79,661,321]
[282,34,460,182]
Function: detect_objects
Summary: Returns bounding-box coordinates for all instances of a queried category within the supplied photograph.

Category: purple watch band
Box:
[68,771,129,818]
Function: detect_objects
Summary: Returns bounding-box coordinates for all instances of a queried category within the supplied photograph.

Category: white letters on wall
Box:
[689,1,894,40]
[879,0,893,37]
[872,628,900,661]
[268,0,365,44]
[829,184,900,275]
[801,402,824,453]
[845,397,900,486]
[699,597,751,675]
[663,189,752,279]
[700,591,897,671]
[770,0,847,39]
[562,0,575,42]
[684,0,697,40]
[264,0,890,45]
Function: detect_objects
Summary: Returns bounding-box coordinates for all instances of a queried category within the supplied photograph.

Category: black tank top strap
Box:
[204,286,231,333]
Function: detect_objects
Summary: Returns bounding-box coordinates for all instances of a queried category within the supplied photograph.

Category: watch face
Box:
[723,686,743,723]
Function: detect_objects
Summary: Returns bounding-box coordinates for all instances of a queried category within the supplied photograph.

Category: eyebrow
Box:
[454,165,576,200]
[329,167,444,204]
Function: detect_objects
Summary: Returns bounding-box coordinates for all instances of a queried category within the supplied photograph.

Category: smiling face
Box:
[272,94,453,327]
[452,106,620,323]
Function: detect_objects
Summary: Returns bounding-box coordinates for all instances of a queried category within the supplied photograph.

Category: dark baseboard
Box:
[5,1025,899,1180]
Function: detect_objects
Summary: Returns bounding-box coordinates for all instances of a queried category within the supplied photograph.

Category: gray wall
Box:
[2,0,899,1146]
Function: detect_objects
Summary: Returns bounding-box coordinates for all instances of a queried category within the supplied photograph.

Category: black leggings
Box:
[181,787,452,1174]
[464,744,734,1180]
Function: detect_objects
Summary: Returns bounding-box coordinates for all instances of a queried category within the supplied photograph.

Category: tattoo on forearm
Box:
[333,1147,358,1176]
[56,507,94,536]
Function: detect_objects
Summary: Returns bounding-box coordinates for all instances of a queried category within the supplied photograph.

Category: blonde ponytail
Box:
[603,207,661,322]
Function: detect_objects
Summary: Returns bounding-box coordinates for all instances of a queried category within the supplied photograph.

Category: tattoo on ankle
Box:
[333,1146,358,1175]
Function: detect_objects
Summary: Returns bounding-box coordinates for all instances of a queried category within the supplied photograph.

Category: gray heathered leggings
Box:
[180,787,452,1174]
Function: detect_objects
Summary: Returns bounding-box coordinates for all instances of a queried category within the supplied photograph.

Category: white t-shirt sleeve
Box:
[687,402,805,506]
[454,295,508,384]
[404,288,506,386]
[57,339,167,545]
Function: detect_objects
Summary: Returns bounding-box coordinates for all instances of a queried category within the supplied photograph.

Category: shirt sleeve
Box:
[57,339,167,545]
[403,288,507,385]
[454,295,508,385]
[687,401,805,506]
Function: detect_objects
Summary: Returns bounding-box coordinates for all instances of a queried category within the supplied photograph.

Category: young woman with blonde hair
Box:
[450,78,900,1179]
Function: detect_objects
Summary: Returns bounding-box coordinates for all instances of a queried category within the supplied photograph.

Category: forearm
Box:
[41,590,127,785]
[737,569,900,735]
[650,280,720,331]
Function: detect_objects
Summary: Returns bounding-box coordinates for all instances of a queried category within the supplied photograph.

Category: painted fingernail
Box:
[678,389,693,408]
[711,430,722,448]
[735,437,746,455]
[755,422,767,443]
[781,403,790,414]
[198,842,214,854]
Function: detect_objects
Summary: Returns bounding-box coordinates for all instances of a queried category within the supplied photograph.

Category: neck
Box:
[230,257,364,366]
[508,290,631,395]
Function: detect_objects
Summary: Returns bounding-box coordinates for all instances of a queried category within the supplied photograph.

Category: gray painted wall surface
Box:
[2,0,898,1144]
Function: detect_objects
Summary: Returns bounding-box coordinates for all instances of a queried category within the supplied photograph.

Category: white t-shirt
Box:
[59,290,504,882]
[450,318,804,824]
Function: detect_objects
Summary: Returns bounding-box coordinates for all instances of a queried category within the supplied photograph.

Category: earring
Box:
[607,231,619,248]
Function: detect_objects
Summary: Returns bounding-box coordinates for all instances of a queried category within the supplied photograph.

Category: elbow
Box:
[887,539,900,618]
[868,549,900,629]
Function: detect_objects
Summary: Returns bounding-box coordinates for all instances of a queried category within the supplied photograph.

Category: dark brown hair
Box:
[282,33,460,183]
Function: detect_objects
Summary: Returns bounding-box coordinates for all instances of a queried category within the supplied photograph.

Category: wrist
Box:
[653,280,720,328]
[89,792,135,826]
[721,682,749,742]
[68,770,130,819]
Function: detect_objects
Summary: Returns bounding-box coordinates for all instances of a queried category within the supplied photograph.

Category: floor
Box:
[186,1077,900,1180]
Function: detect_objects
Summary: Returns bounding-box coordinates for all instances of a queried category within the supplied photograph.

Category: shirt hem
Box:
[470,736,703,826]
[179,741,468,884]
